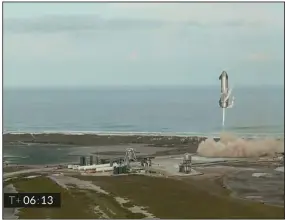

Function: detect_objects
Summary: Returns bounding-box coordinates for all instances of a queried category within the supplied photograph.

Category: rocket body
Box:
[219,71,233,109]
[218,71,235,127]
[220,72,228,94]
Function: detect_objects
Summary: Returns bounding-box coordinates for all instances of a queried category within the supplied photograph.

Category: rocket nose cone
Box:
[219,71,228,79]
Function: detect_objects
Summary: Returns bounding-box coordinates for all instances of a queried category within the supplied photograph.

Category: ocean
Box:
[4,86,284,137]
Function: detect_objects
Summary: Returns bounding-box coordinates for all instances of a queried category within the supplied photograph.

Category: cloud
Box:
[247,52,273,62]
[127,50,139,62]
[4,10,276,34]
[183,19,265,29]
[3,3,284,87]
[3,32,79,61]
[109,3,283,25]
[4,15,166,33]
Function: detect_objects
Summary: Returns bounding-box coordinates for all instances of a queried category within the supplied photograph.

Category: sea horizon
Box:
[4,85,284,138]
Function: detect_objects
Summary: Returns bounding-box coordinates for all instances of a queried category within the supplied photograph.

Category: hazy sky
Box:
[3,2,284,88]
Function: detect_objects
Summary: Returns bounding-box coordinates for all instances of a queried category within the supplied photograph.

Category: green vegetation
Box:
[10,176,144,219]
[7,174,284,219]
[4,173,44,187]
[77,174,284,219]
[3,166,30,173]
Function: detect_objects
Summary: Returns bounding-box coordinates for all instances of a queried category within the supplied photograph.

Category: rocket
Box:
[218,71,235,126]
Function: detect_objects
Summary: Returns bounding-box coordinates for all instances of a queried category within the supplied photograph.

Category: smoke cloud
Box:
[197,132,284,158]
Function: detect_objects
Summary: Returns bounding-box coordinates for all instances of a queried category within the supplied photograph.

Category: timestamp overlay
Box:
[4,193,61,208]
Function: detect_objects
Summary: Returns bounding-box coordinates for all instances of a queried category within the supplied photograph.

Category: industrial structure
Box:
[178,153,192,174]
[141,157,152,167]
[89,155,93,165]
[124,148,137,169]
[80,156,86,166]
[67,148,154,175]
[79,155,100,166]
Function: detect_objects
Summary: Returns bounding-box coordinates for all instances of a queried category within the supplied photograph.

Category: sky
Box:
[3,2,284,88]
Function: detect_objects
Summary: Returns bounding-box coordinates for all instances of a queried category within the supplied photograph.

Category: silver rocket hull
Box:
[218,71,235,126]
[219,71,234,109]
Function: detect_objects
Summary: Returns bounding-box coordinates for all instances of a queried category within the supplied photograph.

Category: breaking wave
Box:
[3,129,284,139]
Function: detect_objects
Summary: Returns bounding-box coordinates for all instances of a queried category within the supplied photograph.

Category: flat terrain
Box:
[3,166,31,173]
[3,133,205,156]
[4,173,284,219]
[3,133,284,219]
[76,175,284,219]
[3,134,206,166]
[5,175,145,219]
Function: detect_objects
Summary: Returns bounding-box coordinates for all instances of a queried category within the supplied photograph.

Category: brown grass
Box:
[11,176,144,219]
[77,174,284,219]
[3,166,31,173]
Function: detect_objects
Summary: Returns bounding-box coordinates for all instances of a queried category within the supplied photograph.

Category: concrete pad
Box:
[151,157,202,176]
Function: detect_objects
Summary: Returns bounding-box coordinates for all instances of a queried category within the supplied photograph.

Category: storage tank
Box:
[83,165,97,170]
[179,164,184,173]
[72,165,80,170]
[95,166,113,172]
[78,166,85,170]
[113,167,119,175]
[100,159,107,164]
[92,164,112,169]
[122,165,128,173]
[89,156,94,165]
[94,156,100,165]
[118,166,123,174]
[80,156,86,166]
[184,153,191,161]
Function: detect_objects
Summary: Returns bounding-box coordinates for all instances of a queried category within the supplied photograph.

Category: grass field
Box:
[10,176,144,219]
[3,166,31,173]
[77,174,284,219]
[6,174,284,219]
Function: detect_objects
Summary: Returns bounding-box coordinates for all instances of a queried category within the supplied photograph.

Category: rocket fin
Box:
[228,96,235,108]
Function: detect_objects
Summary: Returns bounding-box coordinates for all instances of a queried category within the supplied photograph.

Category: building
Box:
[89,155,93,165]
[80,156,86,166]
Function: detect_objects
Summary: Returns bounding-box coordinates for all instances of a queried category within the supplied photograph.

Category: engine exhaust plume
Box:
[197,132,284,158]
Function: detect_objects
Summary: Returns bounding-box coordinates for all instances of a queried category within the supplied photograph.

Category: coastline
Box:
[3,133,208,147]
[4,131,283,146]
[4,130,284,138]
[4,132,283,165]
[3,133,206,165]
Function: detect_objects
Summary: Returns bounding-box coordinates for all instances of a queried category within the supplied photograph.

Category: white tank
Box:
[112,162,118,167]
[73,165,80,170]
[92,163,112,168]
[78,165,91,170]
[184,153,191,161]
[95,166,113,172]
[83,165,97,170]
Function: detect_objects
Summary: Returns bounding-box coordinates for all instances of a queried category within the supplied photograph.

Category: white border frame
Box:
[1,1,284,219]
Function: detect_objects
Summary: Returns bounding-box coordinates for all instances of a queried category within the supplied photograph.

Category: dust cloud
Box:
[197,132,284,158]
